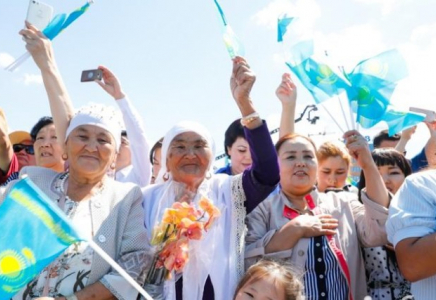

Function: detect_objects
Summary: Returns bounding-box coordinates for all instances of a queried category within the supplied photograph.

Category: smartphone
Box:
[81,69,103,82]
[26,0,53,30]
[409,107,436,123]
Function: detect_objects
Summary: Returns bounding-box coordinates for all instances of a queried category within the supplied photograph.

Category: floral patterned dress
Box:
[13,174,99,299]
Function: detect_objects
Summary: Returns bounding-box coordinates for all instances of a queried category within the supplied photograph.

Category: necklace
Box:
[58,172,105,201]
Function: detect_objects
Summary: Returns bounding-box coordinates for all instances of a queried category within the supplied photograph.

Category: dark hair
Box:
[233,259,303,300]
[149,137,164,164]
[30,116,54,141]
[373,130,401,149]
[224,119,246,158]
[121,130,127,137]
[358,148,412,202]
[275,133,317,154]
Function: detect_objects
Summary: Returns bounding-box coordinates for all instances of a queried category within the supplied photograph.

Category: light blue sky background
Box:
[1,0,435,164]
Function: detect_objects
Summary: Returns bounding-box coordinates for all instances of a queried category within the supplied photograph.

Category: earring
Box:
[62,153,68,161]
[110,162,116,170]
[205,171,212,180]
[163,172,170,181]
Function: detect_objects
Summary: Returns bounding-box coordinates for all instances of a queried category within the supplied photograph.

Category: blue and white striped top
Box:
[304,236,348,299]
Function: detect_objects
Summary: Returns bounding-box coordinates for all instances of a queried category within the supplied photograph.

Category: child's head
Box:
[358,148,412,198]
[234,259,303,300]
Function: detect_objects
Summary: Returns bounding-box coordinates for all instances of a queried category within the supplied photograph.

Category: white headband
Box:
[65,103,122,150]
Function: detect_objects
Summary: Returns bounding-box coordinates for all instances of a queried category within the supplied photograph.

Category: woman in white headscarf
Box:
[142,56,280,300]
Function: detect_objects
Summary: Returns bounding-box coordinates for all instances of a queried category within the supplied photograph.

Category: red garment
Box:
[0,153,19,184]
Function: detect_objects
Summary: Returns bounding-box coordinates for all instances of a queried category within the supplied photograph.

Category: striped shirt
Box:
[387,170,436,300]
[304,236,348,299]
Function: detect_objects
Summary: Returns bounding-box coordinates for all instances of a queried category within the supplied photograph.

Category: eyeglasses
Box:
[13,144,34,155]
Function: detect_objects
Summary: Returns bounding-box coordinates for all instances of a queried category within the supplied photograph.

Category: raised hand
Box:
[19,21,54,72]
[230,56,256,104]
[344,130,373,170]
[276,73,297,105]
[95,66,125,100]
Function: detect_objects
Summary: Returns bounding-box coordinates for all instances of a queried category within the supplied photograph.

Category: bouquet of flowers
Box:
[146,195,220,285]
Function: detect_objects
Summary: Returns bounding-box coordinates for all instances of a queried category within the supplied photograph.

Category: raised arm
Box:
[344,130,389,208]
[230,57,279,213]
[96,66,152,187]
[20,22,74,152]
[395,126,416,154]
[424,121,436,168]
[0,109,13,175]
[276,73,297,138]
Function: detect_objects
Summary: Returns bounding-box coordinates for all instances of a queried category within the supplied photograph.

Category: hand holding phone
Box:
[26,0,53,31]
[81,69,103,82]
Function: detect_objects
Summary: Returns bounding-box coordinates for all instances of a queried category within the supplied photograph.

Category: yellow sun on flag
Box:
[316,64,338,85]
[0,250,26,281]
[363,60,389,78]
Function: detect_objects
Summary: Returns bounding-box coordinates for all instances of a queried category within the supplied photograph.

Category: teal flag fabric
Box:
[43,1,92,40]
[0,177,84,298]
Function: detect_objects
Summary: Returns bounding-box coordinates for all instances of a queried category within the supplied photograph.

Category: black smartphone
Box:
[81,69,103,82]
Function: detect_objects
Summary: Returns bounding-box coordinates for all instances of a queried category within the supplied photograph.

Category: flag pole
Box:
[339,65,356,131]
[324,50,351,131]
[88,240,154,300]
[319,102,345,133]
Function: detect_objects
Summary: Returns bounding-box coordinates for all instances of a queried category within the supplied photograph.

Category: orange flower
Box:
[163,238,189,273]
[199,196,221,231]
[172,202,201,221]
[178,218,204,240]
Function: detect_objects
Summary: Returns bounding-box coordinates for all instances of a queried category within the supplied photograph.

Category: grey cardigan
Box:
[1,167,152,300]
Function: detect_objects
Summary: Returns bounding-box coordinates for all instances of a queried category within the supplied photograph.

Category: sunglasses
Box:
[13,144,34,155]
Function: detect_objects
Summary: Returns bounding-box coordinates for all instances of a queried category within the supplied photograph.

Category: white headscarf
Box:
[65,103,123,151]
[145,121,233,299]
[156,120,216,184]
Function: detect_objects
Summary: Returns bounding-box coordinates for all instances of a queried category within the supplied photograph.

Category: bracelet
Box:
[65,294,79,300]
[240,112,260,127]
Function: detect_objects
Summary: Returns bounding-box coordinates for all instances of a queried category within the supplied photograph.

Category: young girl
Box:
[233,259,303,300]
[358,148,413,299]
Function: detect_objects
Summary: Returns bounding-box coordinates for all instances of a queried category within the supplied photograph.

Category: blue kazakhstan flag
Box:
[287,56,351,104]
[0,177,84,299]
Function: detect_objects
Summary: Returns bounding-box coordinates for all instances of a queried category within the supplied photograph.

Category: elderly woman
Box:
[245,130,390,299]
[20,22,151,187]
[1,104,150,300]
[142,56,279,299]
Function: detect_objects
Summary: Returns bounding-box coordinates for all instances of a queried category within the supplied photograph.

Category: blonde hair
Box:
[317,141,351,167]
[234,259,304,300]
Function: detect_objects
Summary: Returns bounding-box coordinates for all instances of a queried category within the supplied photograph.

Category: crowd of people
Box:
[1,21,436,300]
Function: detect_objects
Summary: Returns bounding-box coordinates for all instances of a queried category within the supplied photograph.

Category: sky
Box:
[1,0,435,167]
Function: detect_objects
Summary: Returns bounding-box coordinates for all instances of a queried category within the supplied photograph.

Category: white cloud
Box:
[0,52,15,68]
[251,0,321,39]
[353,0,398,15]
[313,23,387,70]
[23,73,43,85]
